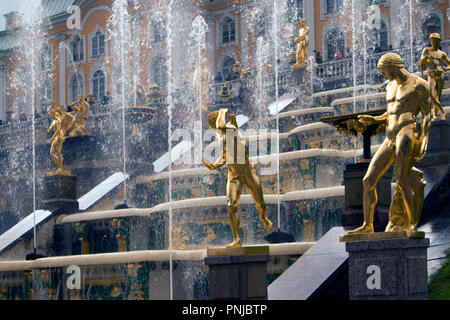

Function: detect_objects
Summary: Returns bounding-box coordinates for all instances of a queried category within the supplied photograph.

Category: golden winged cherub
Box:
[202,109,273,248]
[419,33,449,120]
[346,53,431,235]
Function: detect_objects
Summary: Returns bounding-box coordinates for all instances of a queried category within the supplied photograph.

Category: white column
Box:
[207,13,215,75]
[58,35,67,106]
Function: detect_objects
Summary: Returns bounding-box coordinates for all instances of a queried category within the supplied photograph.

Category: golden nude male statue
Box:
[346,53,431,236]
[47,102,73,176]
[292,18,310,68]
[202,108,273,248]
[68,95,90,137]
[419,33,449,121]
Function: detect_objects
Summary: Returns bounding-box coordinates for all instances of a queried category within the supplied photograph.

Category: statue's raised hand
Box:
[358,115,375,127]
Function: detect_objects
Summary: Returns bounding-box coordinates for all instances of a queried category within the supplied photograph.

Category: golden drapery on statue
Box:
[419,32,449,121]
[343,53,432,239]
[202,108,273,248]
[292,18,310,68]
[47,95,90,176]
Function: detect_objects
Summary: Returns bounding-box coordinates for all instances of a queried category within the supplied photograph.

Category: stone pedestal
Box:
[419,120,450,167]
[345,237,429,300]
[342,162,392,231]
[205,246,269,300]
[43,174,79,214]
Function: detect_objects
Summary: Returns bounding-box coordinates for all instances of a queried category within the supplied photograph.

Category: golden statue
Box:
[345,53,431,236]
[202,109,273,248]
[47,102,73,176]
[419,33,449,121]
[292,18,310,68]
[68,94,90,136]
[192,57,211,111]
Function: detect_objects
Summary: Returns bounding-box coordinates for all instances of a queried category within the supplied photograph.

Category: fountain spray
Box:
[166,0,175,301]
[108,0,132,209]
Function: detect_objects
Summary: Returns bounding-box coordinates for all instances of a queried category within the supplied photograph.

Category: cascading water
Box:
[165,0,175,301]
[271,0,281,232]
[12,0,47,256]
[190,15,209,167]
[108,0,132,207]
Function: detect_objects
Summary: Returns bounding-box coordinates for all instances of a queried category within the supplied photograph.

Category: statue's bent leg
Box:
[244,165,273,232]
[436,74,446,118]
[226,174,244,248]
[347,140,395,234]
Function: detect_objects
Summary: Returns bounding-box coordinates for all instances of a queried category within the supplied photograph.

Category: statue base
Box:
[339,230,425,242]
[345,237,429,300]
[205,246,269,300]
[43,174,79,214]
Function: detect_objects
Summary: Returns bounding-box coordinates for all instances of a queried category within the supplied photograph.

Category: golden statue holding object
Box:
[68,94,90,137]
[292,18,310,68]
[419,33,449,121]
[202,109,273,248]
[344,53,431,238]
[47,96,90,176]
[47,102,72,176]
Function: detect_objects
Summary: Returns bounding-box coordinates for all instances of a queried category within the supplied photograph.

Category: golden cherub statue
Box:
[192,56,211,111]
[47,102,72,176]
[292,18,310,68]
[202,109,273,248]
[68,94,90,136]
[419,33,449,121]
[345,53,431,236]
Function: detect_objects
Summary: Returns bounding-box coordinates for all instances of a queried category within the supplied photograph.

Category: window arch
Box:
[254,11,267,38]
[287,0,304,23]
[71,35,84,62]
[423,15,441,42]
[70,73,84,104]
[221,57,236,80]
[376,20,388,51]
[40,43,52,70]
[92,70,106,101]
[38,79,53,113]
[92,30,105,58]
[152,57,168,88]
[221,17,236,44]
[326,28,345,61]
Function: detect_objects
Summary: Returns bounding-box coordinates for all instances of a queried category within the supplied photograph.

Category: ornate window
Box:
[40,43,52,70]
[152,57,168,88]
[287,0,304,23]
[373,20,388,51]
[149,19,167,43]
[71,35,84,62]
[326,0,343,15]
[70,73,84,104]
[221,17,236,44]
[38,79,53,113]
[221,57,235,80]
[254,10,267,38]
[92,30,105,58]
[92,70,106,101]
[422,15,441,42]
[326,28,345,61]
